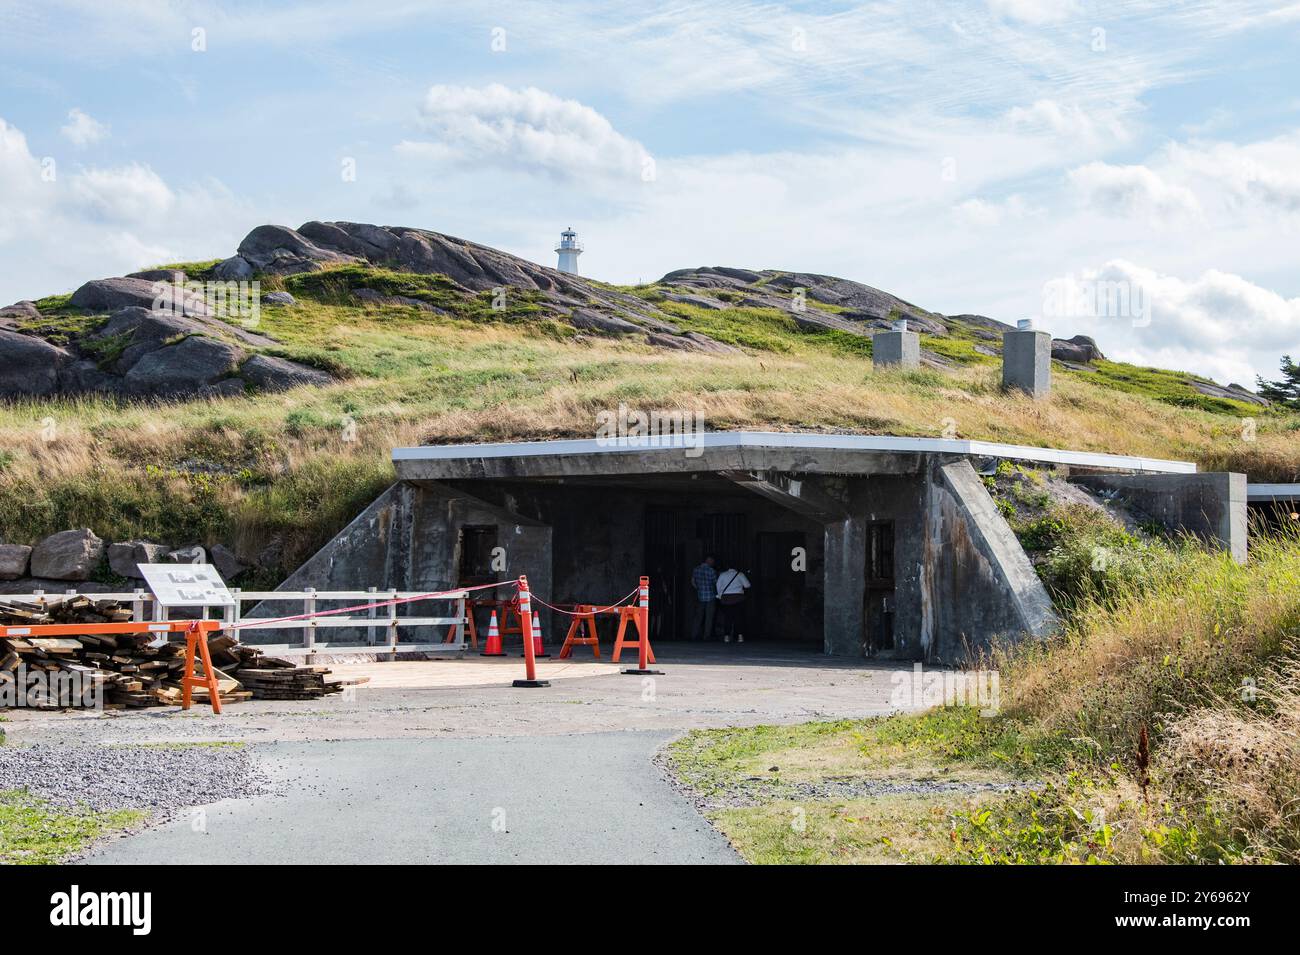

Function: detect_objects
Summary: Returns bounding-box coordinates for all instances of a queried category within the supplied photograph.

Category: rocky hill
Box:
[0,220,1268,407]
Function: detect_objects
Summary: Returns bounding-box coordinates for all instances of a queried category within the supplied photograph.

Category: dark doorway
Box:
[696,512,747,569]
[864,521,896,654]
[457,524,499,587]
[644,507,694,640]
[644,508,749,641]
[757,531,808,641]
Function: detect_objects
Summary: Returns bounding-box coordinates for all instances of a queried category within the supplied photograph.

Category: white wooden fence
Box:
[7,586,469,657]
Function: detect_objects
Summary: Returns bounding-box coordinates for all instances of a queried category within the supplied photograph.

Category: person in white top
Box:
[715,567,751,643]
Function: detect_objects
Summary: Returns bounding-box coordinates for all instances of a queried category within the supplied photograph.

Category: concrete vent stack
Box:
[872,317,920,369]
[1003,318,1051,399]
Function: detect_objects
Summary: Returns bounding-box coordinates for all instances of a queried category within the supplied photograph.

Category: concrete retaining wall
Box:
[1071,472,1247,563]
[921,459,1058,662]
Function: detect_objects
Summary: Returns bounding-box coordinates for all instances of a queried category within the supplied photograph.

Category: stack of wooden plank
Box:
[206,633,364,701]
[0,596,361,709]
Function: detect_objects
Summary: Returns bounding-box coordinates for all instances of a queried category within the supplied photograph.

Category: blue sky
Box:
[2,0,1299,384]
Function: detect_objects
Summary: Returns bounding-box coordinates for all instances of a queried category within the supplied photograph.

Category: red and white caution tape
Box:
[226,579,516,631]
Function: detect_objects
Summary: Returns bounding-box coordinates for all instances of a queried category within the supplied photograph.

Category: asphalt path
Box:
[82,731,740,865]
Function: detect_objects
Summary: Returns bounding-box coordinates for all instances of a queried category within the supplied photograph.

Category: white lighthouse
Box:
[555,227,583,274]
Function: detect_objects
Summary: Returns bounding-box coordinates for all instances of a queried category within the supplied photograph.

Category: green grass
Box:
[666,528,1300,865]
[16,310,105,345]
[0,790,146,864]
[1084,359,1266,415]
[147,258,224,275]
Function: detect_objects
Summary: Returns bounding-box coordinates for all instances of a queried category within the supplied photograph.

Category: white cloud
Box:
[1164,137,1300,214]
[1064,261,1300,386]
[400,84,649,183]
[59,107,109,148]
[0,115,251,301]
[1005,99,1130,147]
[987,0,1082,25]
[952,194,1038,227]
[0,118,46,242]
[67,163,174,222]
[1067,161,1203,224]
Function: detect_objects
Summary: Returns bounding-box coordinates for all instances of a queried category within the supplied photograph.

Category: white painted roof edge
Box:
[392,431,1197,474]
[1247,483,1300,500]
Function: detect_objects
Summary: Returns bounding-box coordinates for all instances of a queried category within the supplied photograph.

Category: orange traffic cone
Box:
[479,610,506,656]
[521,611,549,658]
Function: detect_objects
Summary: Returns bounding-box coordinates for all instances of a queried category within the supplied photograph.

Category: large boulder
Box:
[125,335,245,395]
[203,377,247,398]
[291,221,573,293]
[1189,379,1270,408]
[59,359,121,394]
[299,220,403,259]
[1051,334,1106,364]
[0,330,71,396]
[240,354,333,391]
[210,543,248,581]
[0,300,40,329]
[236,225,359,274]
[126,269,188,283]
[168,545,206,564]
[107,540,170,578]
[69,276,210,316]
[0,544,32,580]
[93,307,208,373]
[568,308,643,335]
[262,291,296,305]
[212,255,254,281]
[30,529,105,580]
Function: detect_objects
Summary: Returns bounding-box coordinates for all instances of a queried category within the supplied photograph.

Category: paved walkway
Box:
[83,732,740,865]
[4,644,916,865]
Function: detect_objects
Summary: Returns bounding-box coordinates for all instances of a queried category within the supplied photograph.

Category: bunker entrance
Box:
[449,473,826,645]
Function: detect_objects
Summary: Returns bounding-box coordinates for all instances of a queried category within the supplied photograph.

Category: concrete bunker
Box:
[272,434,1246,665]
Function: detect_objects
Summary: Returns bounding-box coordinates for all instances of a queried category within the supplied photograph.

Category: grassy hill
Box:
[2,241,1298,586]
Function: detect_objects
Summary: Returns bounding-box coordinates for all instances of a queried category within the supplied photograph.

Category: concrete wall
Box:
[920,459,1058,662]
[822,473,927,657]
[250,481,552,645]
[1071,472,1247,563]
[265,460,1059,663]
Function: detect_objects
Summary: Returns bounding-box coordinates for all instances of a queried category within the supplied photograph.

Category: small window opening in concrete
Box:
[457,524,499,586]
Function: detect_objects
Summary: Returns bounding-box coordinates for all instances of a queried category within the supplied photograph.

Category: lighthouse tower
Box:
[555,227,583,274]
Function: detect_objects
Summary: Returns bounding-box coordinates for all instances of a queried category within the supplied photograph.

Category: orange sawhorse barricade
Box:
[557,577,662,675]
[557,605,603,659]
[0,617,225,714]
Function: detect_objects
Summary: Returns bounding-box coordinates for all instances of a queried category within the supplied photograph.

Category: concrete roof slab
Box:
[393,431,1197,482]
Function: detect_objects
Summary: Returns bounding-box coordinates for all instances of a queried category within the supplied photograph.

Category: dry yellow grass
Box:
[1162,657,1300,862]
[0,318,1296,580]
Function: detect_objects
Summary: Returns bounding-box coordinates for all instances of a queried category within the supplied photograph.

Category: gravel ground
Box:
[653,745,1042,812]
[0,743,276,812]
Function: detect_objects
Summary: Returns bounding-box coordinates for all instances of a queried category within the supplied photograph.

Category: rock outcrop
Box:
[1189,379,1270,408]
[1051,334,1106,365]
[0,330,70,396]
[241,354,333,391]
[69,276,211,316]
[0,544,32,580]
[125,335,245,396]
[0,219,1268,408]
[29,529,104,580]
[107,541,170,579]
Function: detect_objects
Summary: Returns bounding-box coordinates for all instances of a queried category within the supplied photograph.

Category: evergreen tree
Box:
[1256,355,1300,409]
